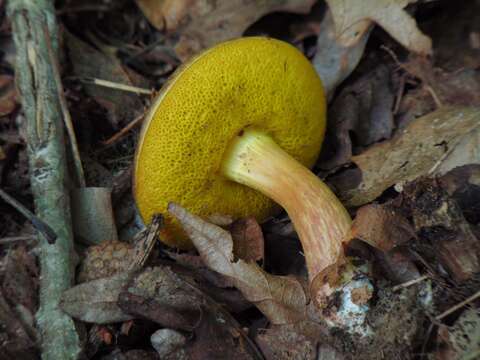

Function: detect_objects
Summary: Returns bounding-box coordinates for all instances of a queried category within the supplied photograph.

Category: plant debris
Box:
[3,0,480,358]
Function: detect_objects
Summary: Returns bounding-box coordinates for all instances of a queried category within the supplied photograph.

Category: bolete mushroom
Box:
[134,37,352,300]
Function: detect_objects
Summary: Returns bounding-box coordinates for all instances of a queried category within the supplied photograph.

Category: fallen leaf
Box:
[168,202,307,324]
[118,266,262,359]
[135,0,190,31]
[117,267,204,330]
[139,0,316,60]
[229,216,265,262]
[2,246,38,314]
[373,249,421,284]
[351,203,416,251]
[313,9,371,96]
[338,107,480,207]
[325,0,432,55]
[60,271,134,324]
[319,64,395,170]
[64,30,146,129]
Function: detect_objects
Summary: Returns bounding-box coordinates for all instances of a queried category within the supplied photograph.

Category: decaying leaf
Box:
[338,107,480,207]
[61,271,134,324]
[351,203,416,251]
[118,266,204,330]
[168,202,307,324]
[313,9,371,96]
[118,266,262,359]
[229,216,265,262]
[137,0,316,60]
[65,31,146,129]
[325,0,432,54]
[319,64,395,170]
[255,322,323,360]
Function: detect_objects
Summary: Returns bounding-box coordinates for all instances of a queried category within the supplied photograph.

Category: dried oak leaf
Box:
[351,203,416,251]
[168,202,307,324]
[338,107,480,207]
[60,271,134,324]
[138,0,316,61]
[325,0,432,54]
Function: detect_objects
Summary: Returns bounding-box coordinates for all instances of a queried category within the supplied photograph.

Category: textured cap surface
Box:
[134,37,326,248]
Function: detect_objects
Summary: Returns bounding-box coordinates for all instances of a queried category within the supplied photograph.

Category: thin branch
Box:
[7,0,81,358]
[392,275,429,292]
[80,77,153,96]
[0,188,56,244]
[435,290,480,321]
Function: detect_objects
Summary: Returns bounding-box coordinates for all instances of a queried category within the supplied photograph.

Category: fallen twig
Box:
[0,188,56,244]
[392,275,429,292]
[102,113,145,146]
[435,290,480,321]
[7,0,81,358]
[80,77,153,96]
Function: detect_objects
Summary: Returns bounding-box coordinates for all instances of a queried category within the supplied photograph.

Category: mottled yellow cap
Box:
[134,37,326,249]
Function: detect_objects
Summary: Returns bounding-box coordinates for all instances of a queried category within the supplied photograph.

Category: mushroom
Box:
[134,37,352,301]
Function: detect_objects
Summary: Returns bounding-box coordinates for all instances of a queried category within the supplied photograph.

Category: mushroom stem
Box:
[222,129,352,301]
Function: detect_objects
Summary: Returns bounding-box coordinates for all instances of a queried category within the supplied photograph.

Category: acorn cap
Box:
[134,37,326,248]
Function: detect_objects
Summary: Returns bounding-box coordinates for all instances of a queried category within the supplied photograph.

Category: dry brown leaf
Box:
[338,107,480,207]
[229,217,265,262]
[60,272,134,324]
[325,0,432,54]
[313,9,371,96]
[65,31,146,129]
[168,202,307,324]
[139,0,316,61]
[351,203,416,251]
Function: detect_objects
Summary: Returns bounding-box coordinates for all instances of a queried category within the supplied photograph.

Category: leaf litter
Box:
[3,0,480,358]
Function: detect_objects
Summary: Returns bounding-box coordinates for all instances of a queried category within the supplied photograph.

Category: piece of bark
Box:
[404,179,480,282]
[7,0,81,358]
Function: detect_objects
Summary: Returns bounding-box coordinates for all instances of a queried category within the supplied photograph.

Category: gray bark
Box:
[7,0,81,358]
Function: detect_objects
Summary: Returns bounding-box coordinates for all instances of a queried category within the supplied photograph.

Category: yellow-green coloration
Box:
[134,37,326,249]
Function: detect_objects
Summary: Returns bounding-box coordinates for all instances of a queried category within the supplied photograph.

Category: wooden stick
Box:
[435,290,480,321]
[102,113,144,146]
[0,188,56,243]
[7,0,81,358]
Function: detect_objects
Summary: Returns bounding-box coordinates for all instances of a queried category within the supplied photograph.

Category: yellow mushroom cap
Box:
[134,37,326,249]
